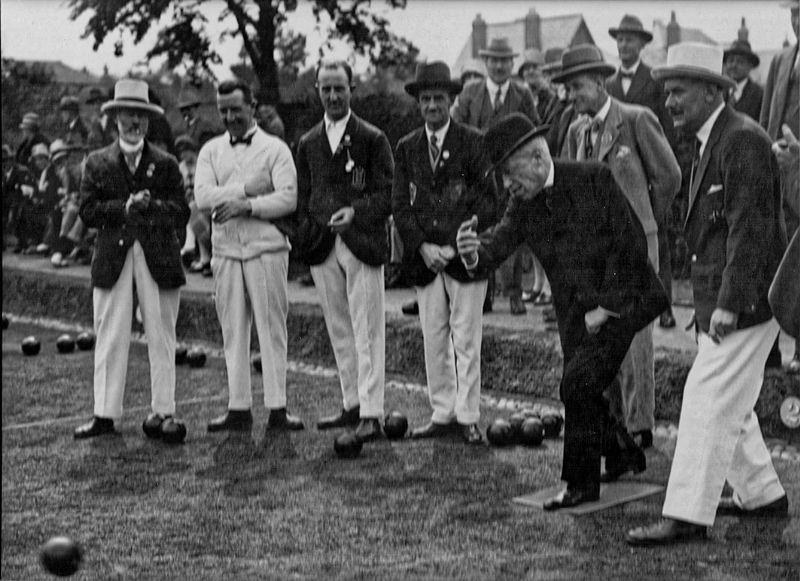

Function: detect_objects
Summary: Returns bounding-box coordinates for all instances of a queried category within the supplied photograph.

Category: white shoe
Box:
[50,252,63,266]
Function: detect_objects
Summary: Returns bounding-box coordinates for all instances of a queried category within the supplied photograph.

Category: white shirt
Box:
[425,118,450,166]
[325,110,352,154]
[589,97,612,145]
[486,78,510,108]
[696,102,726,157]
[118,138,144,171]
[732,78,748,103]
[619,60,641,95]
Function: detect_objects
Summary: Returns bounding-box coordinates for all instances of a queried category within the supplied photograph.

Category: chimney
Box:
[666,11,681,47]
[472,14,487,58]
[524,8,542,50]
[738,17,748,41]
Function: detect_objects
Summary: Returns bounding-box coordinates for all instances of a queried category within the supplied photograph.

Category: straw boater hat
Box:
[405,61,463,98]
[550,44,616,85]
[49,139,72,163]
[30,143,50,159]
[483,113,550,177]
[608,14,653,43]
[723,39,760,68]
[518,48,546,76]
[479,37,519,59]
[101,79,164,116]
[19,112,41,130]
[652,42,737,91]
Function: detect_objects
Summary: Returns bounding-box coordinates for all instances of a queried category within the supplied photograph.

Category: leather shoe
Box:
[626,519,707,546]
[659,310,676,329]
[207,409,253,433]
[716,494,788,517]
[461,423,483,445]
[410,421,456,439]
[510,295,527,315]
[543,485,600,510]
[601,446,646,482]
[354,418,384,442]
[266,408,304,431]
[631,429,653,449]
[317,406,360,430]
[401,300,419,316]
[74,416,115,439]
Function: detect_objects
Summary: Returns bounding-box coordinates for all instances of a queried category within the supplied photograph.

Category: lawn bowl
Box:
[508,412,527,440]
[486,419,514,447]
[519,417,544,447]
[21,336,41,356]
[186,348,207,368]
[541,414,564,439]
[334,431,363,459]
[175,345,188,365]
[383,411,408,440]
[75,331,95,351]
[161,418,187,444]
[56,334,75,354]
[40,536,82,577]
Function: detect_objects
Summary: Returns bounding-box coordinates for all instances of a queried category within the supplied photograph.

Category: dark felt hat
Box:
[483,113,550,177]
[723,39,760,68]
[608,14,653,43]
[405,61,463,98]
[479,37,519,59]
[550,44,616,84]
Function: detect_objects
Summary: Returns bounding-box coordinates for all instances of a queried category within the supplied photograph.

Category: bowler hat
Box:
[19,112,41,130]
[608,15,653,43]
[551,44,616,84]
[405,61,463,98]
[652,42,736,91]
[177,90,203,110]
[479,37,519,59]
[30,143,50,159]
[518,48,545,77]
[723,39,760,68]
[59,96,81,112]
[483,113,550,177]
[102,79,164,116]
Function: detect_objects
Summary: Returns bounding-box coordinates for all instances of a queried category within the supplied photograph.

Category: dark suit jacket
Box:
[79,140,189,289]
[760,44,799,140]
[392,120,497,286]
[732,79,763,122]
[684,105,786,332]
[476,160,668,359]
[452,78,540,129]
[607,62,675,145]
[64,117,89,149]
[295,113,394,266]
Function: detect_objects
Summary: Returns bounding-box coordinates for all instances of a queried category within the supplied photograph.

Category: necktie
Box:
[230,133,254,146]
[494,87,503,114]
[619,71,635,79]
[124,151,138,174]
[429,134,440,170]
[584,119,600,160]
[689,137,702,195]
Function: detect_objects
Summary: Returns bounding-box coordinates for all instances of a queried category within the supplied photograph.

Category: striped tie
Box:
[429,134,440,170]
[494,87,503,114]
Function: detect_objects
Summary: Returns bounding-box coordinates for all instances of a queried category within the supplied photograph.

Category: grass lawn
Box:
[2,322,799,580]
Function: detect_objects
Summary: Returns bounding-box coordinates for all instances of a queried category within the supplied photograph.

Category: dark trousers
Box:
[560,323,635,490]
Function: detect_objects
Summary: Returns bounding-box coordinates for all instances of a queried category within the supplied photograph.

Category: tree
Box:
[68,0,419,103]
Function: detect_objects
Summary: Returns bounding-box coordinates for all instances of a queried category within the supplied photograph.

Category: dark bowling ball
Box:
[508,413,527,440]
[2,314,8,330]
[175,345,188,365]
[76,331,95,351]
[142,413,164,439]
[252,354,262,374]
[519,417,545,447]
[160,418,187,444]
[334,431,363,459]
[40,536,82,577]
[21,336,41,356]
[383,411,408,440]
[486,419,514,447]
[542,413,564,438]
[56,334,75,354]
[186,348,207,368]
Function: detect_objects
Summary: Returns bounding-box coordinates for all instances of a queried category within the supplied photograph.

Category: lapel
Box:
[625,64,650,102]
[607,73,624,100]
[685,107,729,227]
[414,128,435,178]
[597,100,621,162]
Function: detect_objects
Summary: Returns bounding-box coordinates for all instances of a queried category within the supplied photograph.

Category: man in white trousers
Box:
[195,79,304,434]
[626,43,788,546]
[75,78,190,442]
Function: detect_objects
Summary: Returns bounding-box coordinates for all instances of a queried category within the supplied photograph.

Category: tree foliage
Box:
[68,0,419,103]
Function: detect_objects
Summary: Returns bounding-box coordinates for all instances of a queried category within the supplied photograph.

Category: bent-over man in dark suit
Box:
[74,79,190,442]
[457,113,668,509]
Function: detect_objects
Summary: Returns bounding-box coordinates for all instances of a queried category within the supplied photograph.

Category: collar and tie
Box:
[584,118,602,160]
[230,133,254,146]
[493,87,503,114]
[689,137,702,195]
[122,150,140,174]
[429,134,440,171]
[619,70,635,80]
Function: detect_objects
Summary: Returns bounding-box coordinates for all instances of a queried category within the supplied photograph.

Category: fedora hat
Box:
[551,44,616,84]
[483,113,550,177]
[542,47,565,75]
[479,37,519,59]
[59,96,81,112]
[652,42,736,91]
[177,90,203,110]
[518,48,546,76]
[19,112,41,130]
[102,79,164,116]
[723,39,760,68]
[405,61,463,98]
[85,86,108,105]
[608,14,653,43]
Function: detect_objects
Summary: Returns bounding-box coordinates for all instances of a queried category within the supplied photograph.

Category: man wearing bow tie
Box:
[294,61,394,441]
[195,79,304,435]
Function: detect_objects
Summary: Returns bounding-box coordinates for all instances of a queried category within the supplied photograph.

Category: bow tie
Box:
[230,134,254,146]
[619,71,635,79]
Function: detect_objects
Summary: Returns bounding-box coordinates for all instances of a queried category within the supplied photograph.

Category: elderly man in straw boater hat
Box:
[74,79,190,443]
[456,112,668,508]
[626,43,788,546]
[393,61,497,444]
[723,38,763,122]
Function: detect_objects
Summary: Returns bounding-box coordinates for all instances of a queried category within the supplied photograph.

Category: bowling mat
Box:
[512,482,664,515]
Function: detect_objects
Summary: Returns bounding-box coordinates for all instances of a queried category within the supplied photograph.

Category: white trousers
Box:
[311,236,385,417]
[416,273,488,425]
[212,251,289,411]
[93,241,180,419]
[662,318,785,526]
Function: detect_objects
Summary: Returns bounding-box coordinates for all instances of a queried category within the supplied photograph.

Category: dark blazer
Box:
[79,140,189,289]
[452,79,540,129]
[392,120,497,286]
[732,79,763,122]
[684,105,786,333]
[476,160,668,359]
[607,62,675,145]
[295,113,394,266]
[760,44,799,140]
